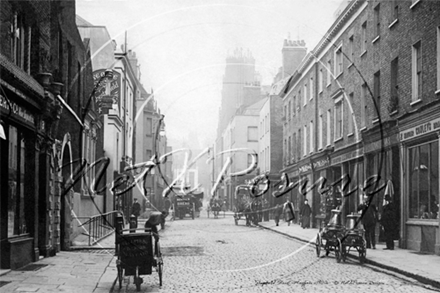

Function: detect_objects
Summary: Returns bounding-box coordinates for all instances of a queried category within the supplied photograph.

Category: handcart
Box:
[116,224,163,291]
[340,213,367,264]
[315,209,345,263]
[233,185,257,226]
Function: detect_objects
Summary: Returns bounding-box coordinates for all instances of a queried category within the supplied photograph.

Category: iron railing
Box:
[80,211,120,246]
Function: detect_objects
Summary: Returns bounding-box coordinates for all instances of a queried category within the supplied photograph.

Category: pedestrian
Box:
[380,194,399,250]
[357,194,378,249]
[273,204,283,226]
[131,198,141,226]
[283,198,295,226]
[300,199,312,229]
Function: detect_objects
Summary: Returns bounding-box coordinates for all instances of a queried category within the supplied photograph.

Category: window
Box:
[298,90,302,111]
[303,84,308,106]
[284,105,287,121]
[298,129,301,160]
[361,21,367,53]
[247,126,258,141]
[248,154,254,167]
[361,83,367,128]
[348,35,354,65]
[303,125,307,156]
[412,41,422,102]
[10,11,31,72]
[390,58,399,112]
[309,121,314,153]
[7,125,28,236]
[374,4,380,39]
[327,59,332,86]
[284,139,287,165]
[348,93,354,134]
[373,71,381,120]
[319,69,323,92]
[288,101,291,121]
[437,27,440,91]
[293,133,297,162]
[391,0,399,23]
[326,110,331,146]
[318,110,323,149]
[146,117,152,135]
[410,0,421,9]
[334,97,343,140]
[288,136,291,163]
[292,96,296,117]
[408,141,439,219]
[334,43,343,76]
[310,77,314,100]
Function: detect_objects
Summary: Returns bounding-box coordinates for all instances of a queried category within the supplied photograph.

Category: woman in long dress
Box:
[300,199,312,229]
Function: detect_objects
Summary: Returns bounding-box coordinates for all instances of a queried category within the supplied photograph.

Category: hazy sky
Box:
[76,0,344,148]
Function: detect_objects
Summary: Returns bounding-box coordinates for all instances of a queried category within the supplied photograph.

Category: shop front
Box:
[0,89,41,269]
[331,143,364,224]
[399,109,440,255]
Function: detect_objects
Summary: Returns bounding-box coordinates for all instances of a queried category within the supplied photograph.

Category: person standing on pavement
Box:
[357,194,378,249]
[274,204,283,226]
[300,199,312,229]
[131,198,141,226]
[283,198,295,226]
[380,194,399,250]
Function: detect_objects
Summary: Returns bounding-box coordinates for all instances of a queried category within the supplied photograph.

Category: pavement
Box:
[258,220,440,289]
[1,214,439,292]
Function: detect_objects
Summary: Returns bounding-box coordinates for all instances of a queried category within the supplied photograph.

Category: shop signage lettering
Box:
[399,118,440,142]
[299,163,312,173]
[0,95,35,124]
[313,158,329,169]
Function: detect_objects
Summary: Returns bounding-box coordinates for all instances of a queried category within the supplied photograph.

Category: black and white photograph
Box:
[1,0,440,292]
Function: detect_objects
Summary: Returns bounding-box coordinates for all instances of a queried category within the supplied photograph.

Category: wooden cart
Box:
[116,228,163,291]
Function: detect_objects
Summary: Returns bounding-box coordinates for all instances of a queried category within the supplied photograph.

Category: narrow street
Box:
[117,215,436,293]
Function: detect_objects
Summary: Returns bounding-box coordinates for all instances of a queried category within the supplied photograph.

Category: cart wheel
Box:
[359,250,366,264]
[158,260,163,286]
[335,239,342,263]
[315,234,322,257]
[134,266,142,292]
[117,264,123,289]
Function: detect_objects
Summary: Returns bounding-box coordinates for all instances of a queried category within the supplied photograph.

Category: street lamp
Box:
[151,114,165,209]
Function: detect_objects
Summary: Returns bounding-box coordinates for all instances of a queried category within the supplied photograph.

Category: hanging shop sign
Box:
[0,94,35,125]
[93,69,121,105]
[399,117,440,142]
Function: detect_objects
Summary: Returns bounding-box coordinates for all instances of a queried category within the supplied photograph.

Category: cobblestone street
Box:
[117,215,437,293]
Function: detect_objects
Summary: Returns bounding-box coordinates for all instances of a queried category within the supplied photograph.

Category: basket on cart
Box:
[116,228,163,291]
[340,213,367,264]
[315,209,345,263]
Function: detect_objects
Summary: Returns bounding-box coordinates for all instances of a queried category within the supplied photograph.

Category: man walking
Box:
[357,194,378,249]
[131,198,141,227]
[300,199,312,229]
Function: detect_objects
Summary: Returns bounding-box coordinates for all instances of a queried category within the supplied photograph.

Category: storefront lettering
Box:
[299,163,312,173]
[313,158,329,169]
[0,95,35,124]
[400,118,440,141]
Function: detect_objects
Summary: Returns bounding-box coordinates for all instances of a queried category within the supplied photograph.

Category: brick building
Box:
[280,0,440,254]
[0,0,95,268]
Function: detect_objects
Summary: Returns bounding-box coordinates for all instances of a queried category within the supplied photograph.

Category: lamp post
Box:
[151,114,165,209]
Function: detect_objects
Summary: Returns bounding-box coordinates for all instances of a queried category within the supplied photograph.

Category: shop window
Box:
[8,125,27,236]
[409,141,439,219]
